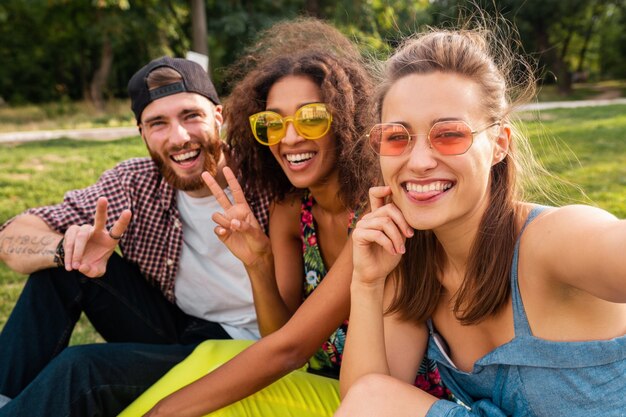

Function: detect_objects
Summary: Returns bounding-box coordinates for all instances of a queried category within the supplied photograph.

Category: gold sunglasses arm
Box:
[472,121,501,135]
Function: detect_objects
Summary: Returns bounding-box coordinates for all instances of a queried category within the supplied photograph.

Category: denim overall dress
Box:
[425,207,626,416]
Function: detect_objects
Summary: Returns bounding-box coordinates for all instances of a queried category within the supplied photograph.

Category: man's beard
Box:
[149,125,223,192]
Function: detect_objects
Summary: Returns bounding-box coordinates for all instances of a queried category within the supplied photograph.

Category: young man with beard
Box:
[0,56,270,415]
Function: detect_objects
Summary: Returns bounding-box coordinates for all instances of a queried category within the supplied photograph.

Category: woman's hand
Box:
[202,167,271,268]
[351,186,413,287]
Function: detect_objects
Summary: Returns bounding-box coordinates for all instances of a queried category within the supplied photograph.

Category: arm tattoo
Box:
[0,235,57,256]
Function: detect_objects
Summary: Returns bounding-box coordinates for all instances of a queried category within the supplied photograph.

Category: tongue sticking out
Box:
[409,190,443,201]
[405,181,453,201]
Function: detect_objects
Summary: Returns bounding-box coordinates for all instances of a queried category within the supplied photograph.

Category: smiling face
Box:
[140,92,224,197]
[380,72,508,231]
[264,75,337,190]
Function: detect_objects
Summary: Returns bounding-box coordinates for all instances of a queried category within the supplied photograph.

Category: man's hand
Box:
[63,197,132,277]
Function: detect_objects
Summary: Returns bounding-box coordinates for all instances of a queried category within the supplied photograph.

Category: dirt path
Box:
[518,97,626,111]
[591,89,622,100]
[2,94,626,144]
[0,126,137,144]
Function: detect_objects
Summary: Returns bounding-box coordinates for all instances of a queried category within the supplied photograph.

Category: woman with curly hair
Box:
[216,18,374,345]
[121,18,445,417]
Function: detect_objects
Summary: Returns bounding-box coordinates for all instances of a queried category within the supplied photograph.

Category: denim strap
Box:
[510,205,548,337]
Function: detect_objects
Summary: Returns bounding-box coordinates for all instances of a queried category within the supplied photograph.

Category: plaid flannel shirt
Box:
[2,157,270,303]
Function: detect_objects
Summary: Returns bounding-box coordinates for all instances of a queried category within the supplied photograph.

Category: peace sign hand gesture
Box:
[202,167,271,267]
[63,197,132,278]
[351,186,414,287]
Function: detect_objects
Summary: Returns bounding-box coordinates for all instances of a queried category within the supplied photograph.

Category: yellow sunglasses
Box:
[248,103,333,146]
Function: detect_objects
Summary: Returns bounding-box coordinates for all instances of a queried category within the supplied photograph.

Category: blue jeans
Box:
[0,253,231,416]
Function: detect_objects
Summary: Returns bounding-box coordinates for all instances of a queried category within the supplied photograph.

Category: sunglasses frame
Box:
[248,102,333,146]
[368,120,501,157]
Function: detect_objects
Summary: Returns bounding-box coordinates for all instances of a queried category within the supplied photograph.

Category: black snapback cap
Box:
[128,56,220,122]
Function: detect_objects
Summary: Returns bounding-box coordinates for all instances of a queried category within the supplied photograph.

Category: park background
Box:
[1,0,625,342]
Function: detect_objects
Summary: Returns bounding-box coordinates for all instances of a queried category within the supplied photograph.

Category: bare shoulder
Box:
[269,192,304,239]
[272,193,302,215]
[519,203,619,264]
[523,204,618,238]
[519,203,625,297]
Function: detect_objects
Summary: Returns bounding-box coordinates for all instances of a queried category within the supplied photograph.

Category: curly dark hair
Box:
[224,18,376,209]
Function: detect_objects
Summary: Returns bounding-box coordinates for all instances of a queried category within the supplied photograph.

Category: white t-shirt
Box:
[174,189,259,340]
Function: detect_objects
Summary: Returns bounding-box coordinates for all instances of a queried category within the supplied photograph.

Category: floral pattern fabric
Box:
[414,351,453,400]
[300,190,356,378]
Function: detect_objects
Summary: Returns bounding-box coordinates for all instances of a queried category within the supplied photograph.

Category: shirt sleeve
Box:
[1,165,131,235]
[427,399,508,417]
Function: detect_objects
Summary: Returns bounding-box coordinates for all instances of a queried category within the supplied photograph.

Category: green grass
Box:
[1,104,625,344]
[520,104,626,217]
[0,99,134,133]
[0,136,146,344]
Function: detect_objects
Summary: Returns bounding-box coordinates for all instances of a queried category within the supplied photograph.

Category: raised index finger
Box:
[93,197,108,231]
[201,170,232,210]
[368,186,392,211]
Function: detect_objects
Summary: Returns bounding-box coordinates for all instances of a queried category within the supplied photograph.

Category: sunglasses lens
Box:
[429,121,473,155]
[370,124,410,156]
[295,104,332,139]
[250,104,331,145]
[251,112,284,145]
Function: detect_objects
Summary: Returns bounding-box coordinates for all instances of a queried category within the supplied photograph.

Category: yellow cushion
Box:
[118,339,340,417]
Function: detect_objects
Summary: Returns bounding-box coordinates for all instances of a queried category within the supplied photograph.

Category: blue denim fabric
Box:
[425,207,626,417]
[0,253,231,416]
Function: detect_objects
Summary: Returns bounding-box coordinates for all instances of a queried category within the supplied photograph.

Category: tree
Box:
[429,0,622,94]
[1,0,624,104]
[89,1,131,112]
[191,0,208,58]
[598,1,626,79]
[0,0,190,105]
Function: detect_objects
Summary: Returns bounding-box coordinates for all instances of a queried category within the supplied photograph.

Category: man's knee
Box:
[27,266,83,293]
[50,345,103,371]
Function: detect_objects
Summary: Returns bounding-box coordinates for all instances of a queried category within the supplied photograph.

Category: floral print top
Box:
[300,190,359,378]
[415,350,453,400]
